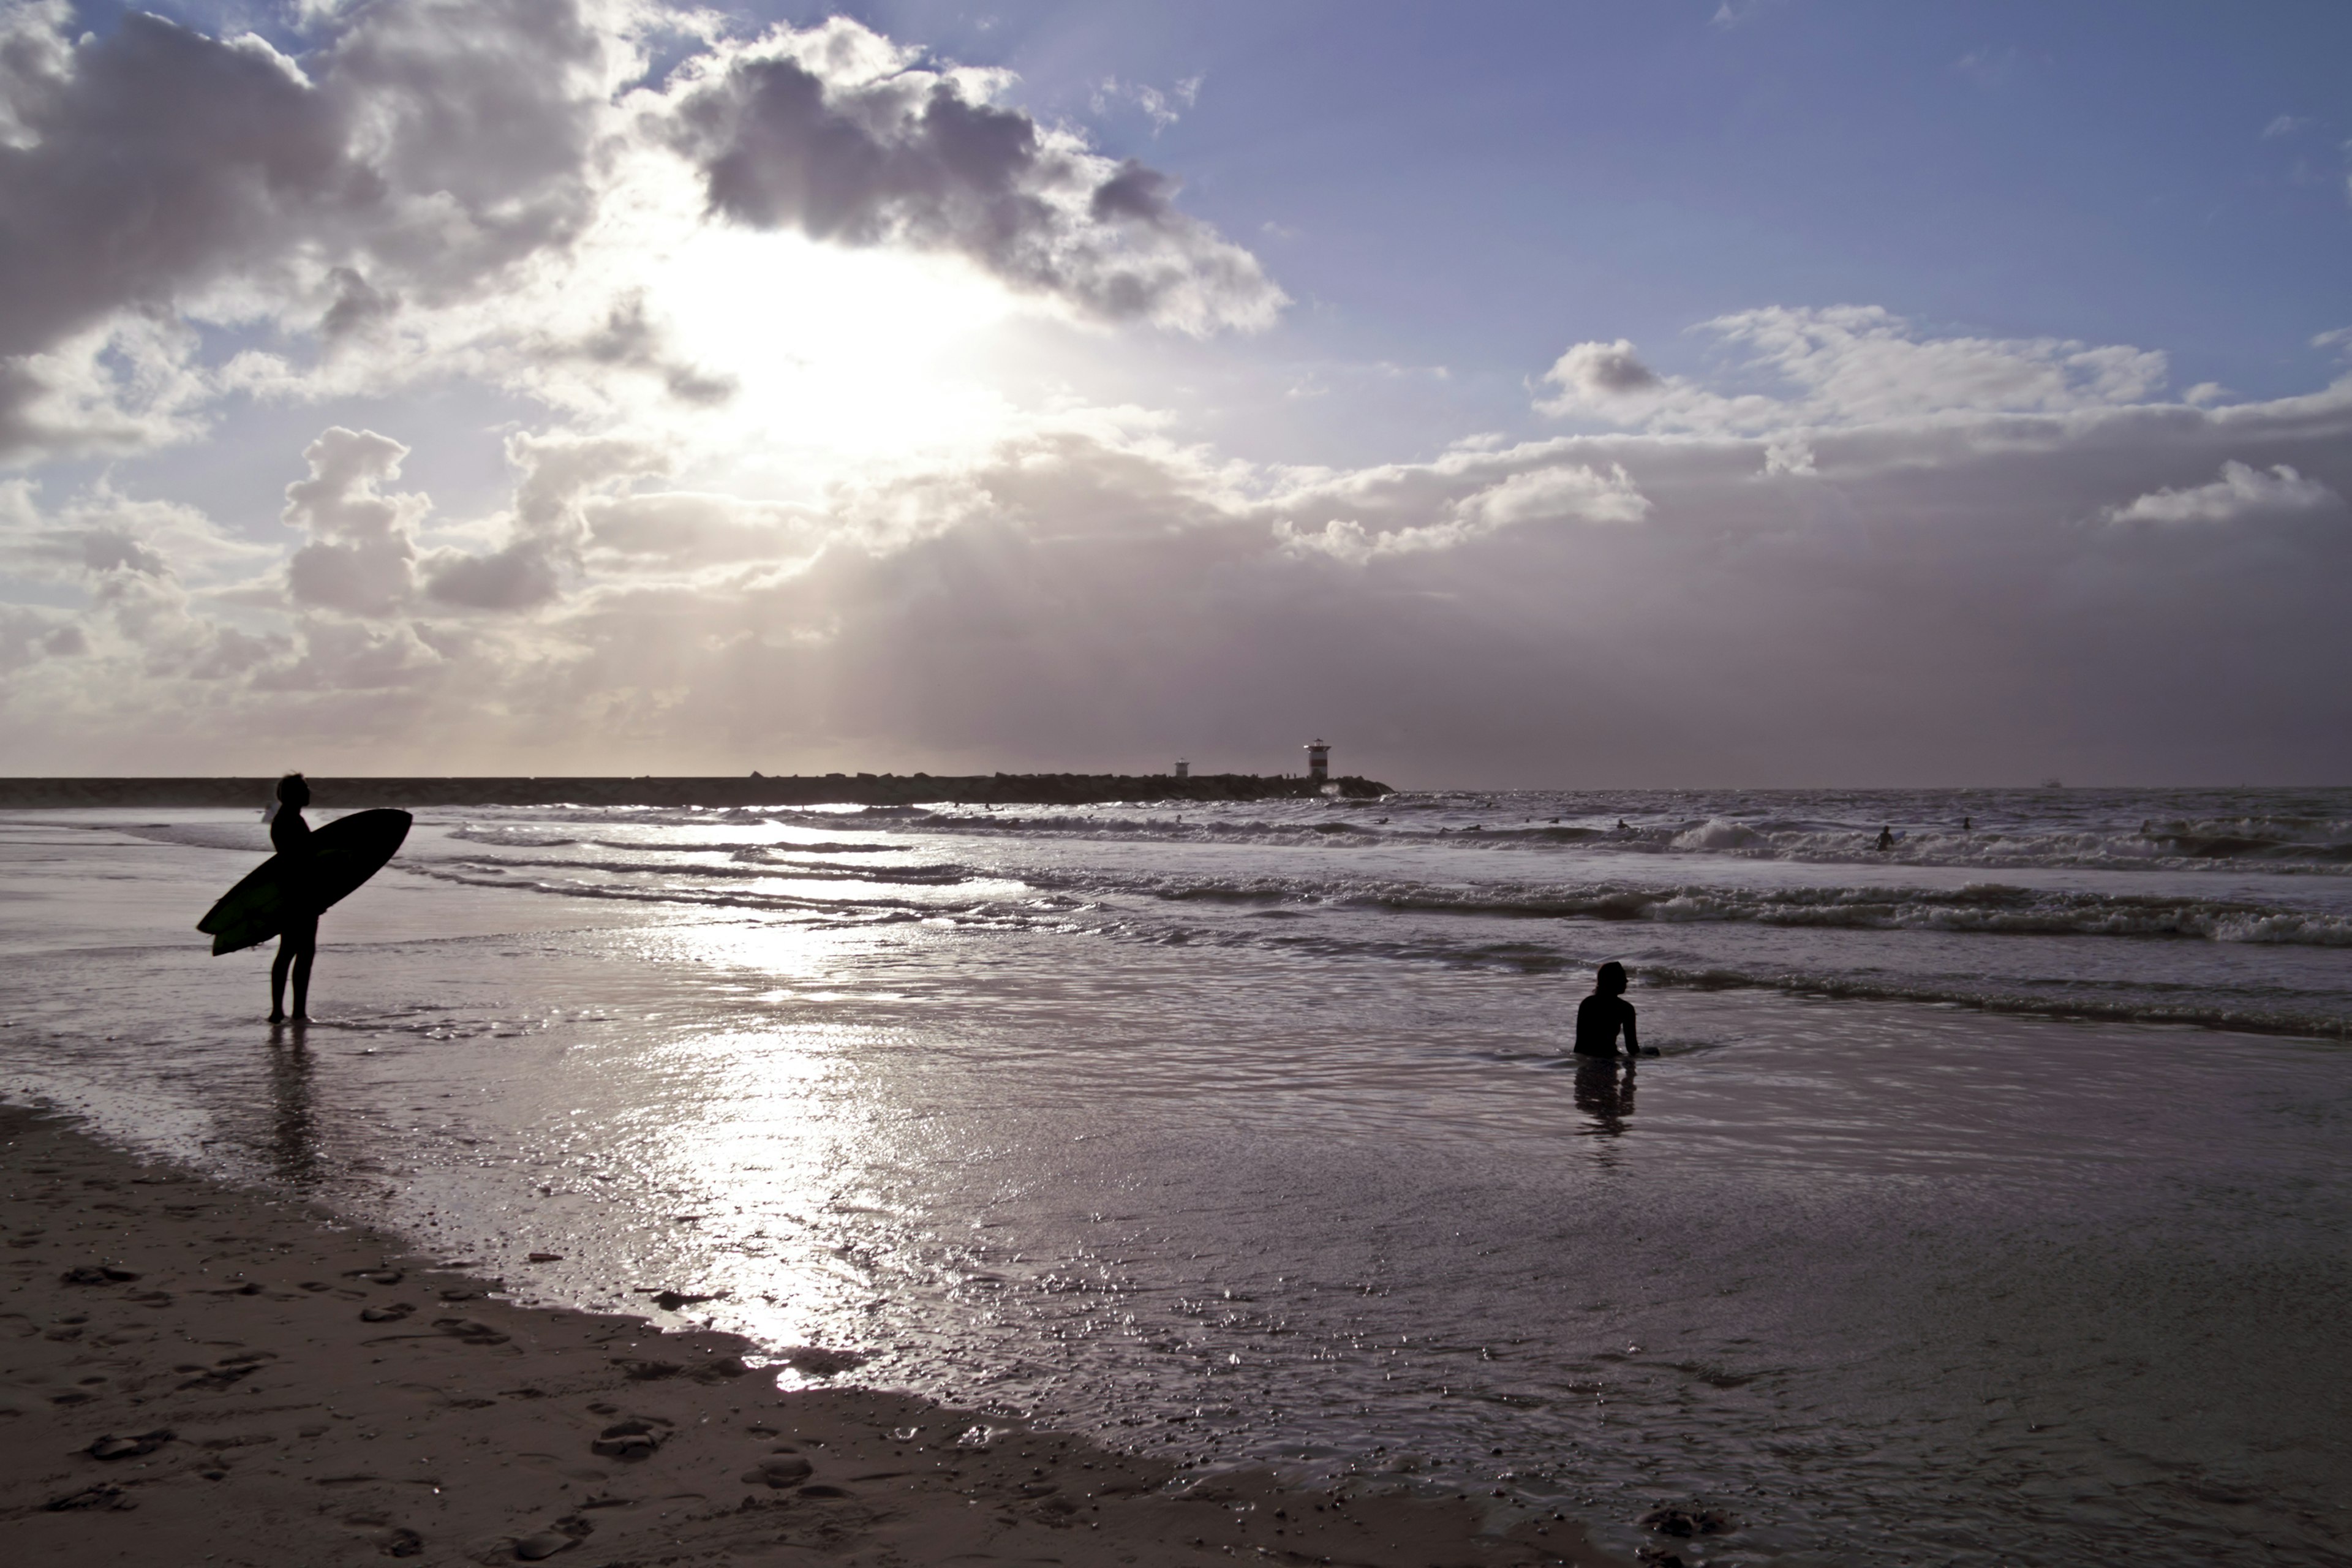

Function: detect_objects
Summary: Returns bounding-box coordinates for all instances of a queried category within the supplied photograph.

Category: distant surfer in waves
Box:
[270,773,318,1024]
[1574,961,1642,1062]
[1875,825,1895,851]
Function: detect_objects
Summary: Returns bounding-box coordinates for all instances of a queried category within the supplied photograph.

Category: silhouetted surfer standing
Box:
[270,773,318,1023]
[1574,960,1640,1061]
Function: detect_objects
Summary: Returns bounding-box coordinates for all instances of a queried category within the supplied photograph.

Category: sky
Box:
[2,0,2349,786]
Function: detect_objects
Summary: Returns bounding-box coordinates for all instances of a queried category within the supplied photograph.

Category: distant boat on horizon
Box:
[2039,776,2064,789]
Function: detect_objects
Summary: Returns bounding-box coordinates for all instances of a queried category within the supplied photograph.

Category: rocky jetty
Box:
[0,772,1392,810]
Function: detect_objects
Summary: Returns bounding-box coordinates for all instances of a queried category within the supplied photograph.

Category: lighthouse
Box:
[1304,738,1330,783]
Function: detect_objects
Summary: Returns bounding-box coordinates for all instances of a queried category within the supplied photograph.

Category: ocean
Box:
[3,785,2347,1565]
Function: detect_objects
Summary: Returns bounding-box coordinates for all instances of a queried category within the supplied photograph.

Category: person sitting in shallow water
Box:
[1574,961,1642,1061]
[269,773,318,1023]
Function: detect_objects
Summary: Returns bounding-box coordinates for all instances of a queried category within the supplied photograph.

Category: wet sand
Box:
[0,1104,1612,1567]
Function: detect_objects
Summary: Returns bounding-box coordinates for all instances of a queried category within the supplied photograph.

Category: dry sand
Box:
[1,1105,1617,1567]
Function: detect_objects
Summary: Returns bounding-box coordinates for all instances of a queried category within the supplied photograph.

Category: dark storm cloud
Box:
[665,39,1281,330]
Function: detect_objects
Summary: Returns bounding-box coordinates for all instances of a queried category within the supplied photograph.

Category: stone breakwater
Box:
[0,774,1393,810]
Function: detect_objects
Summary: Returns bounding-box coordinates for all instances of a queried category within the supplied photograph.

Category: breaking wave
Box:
[1027,867,2352,948]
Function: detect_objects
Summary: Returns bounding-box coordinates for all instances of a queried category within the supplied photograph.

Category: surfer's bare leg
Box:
[272,915,317,1022]
[290,938,314,1020]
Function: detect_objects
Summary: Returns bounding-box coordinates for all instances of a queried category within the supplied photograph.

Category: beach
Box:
[2,786,2348,1566]
[0,1102,1602,1566]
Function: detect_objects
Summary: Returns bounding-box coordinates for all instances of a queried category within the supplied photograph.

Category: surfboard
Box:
[197,809,412,956]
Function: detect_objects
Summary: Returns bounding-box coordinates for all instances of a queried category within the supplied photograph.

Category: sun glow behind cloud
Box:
[654,228,1023,483]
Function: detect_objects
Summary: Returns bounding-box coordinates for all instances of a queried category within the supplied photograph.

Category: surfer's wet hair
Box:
[276,772,310,806]
[1596,960,1627,993]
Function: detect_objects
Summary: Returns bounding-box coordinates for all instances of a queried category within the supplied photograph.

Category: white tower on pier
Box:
[1304,739,1330,783]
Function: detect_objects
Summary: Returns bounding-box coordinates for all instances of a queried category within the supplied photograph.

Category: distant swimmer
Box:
[269,774,318,1023]
[1616,818,1630,832]
[1574,961,1642,1061]
[1961,815,1972,832]
[1875,825,1895,851]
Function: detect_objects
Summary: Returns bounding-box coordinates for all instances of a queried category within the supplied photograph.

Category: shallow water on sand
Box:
[2,791,2348,1566]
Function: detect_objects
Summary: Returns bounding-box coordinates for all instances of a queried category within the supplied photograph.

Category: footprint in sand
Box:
[513,1515,594,1559]
[589,1419,668,1460]
[741,1453,812,1488]
[86,1430,174,1460]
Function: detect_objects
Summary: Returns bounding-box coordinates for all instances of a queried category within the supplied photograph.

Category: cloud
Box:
[422,432,663,609]
[0,0,632,459]
[1542,339,1663,399]
[2263,114,2314,139]
[0,477,291,687]
[0,474,273,587]
[1278,459,1651,561]
[250,616,448,692]
[1538,306,2171,434]
[1091,75,1202,134]
[269,423,679,617]
[3,355,2350,782]
[282,427,428,616]
[662,21,1280,334]
[0,10,359,368]
[1279,461,1646,571]
[586,490,818,567]
[0,3,1282,464]
[2106,461,2343,527]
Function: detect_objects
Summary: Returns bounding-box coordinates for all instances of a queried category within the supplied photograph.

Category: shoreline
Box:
[0,775,1394,810]
[0,1102,1607,1567]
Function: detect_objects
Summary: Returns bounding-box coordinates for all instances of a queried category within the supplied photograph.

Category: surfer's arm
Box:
[1621,1005,1639,1059]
